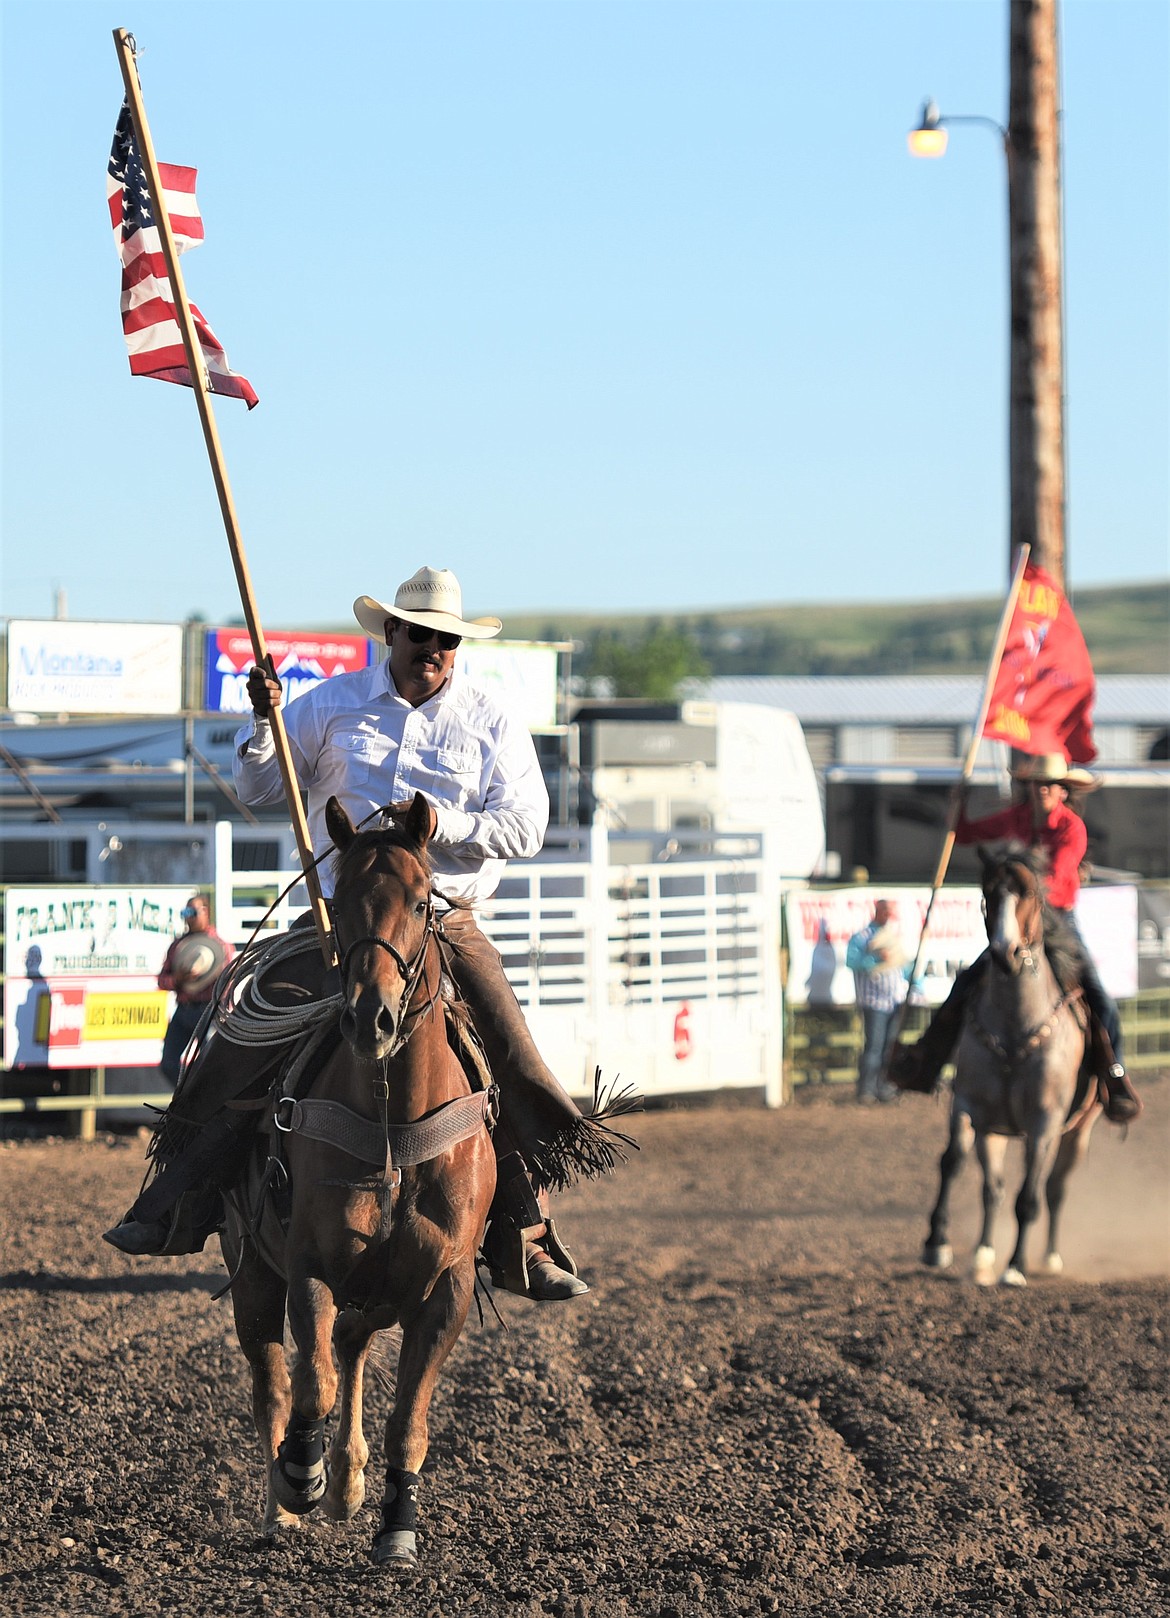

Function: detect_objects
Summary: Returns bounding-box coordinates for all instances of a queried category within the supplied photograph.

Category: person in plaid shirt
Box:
[847,900,908,1105]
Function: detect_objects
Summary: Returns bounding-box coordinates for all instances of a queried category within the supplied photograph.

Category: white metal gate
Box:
[213,820,783,1106]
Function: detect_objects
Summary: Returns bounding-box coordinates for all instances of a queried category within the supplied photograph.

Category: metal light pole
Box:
[910,0,1067,591]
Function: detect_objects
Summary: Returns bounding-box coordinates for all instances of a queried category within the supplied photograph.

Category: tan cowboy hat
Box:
[869,923,908,971]
[353,567,502,642]
[1012,753,1098,790]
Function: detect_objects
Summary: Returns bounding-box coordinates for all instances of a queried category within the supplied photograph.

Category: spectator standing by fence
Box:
[157,895,233,1087]
[846,900,907,1106]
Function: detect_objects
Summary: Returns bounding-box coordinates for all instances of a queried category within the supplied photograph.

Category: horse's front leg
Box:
[1044,1108,1099,1274]
[372,1262,476,1569]
[322,1307,378,1521]
[223,1232,297,1537]
[923,1108,974,1270]
[270,1270,339,1516]
[1003,1125,1062,1286]
[972,1131,1008,1285]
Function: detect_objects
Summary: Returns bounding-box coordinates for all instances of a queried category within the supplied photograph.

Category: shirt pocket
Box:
[327,727,391,787]
[415,744,481,806]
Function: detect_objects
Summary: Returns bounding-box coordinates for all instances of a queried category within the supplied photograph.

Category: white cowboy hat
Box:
[1012,753,1098,790]
[353,567,502,642]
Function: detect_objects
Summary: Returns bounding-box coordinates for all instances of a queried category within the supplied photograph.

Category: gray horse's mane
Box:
[982,842,1085,987]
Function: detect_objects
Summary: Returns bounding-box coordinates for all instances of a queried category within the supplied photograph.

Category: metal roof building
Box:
[696,675,1169,768]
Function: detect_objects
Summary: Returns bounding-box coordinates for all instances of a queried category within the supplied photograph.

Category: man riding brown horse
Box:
[888,754,1142,1126]
[105,566,632,1300]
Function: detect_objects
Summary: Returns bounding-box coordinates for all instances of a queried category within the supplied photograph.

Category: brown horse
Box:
[922,846,1101,1286]
[220,793,497,1565]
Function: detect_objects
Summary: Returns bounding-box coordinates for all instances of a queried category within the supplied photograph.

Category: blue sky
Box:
[1,0,1166,631]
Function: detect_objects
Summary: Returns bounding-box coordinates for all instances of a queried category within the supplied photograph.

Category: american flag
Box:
[107,102,258,408]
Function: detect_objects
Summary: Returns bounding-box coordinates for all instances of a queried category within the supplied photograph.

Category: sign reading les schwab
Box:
[3,885,191,1069]
[205,629,373,713]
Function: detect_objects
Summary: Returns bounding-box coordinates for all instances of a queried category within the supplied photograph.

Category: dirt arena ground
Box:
[1,1074,1166,1618]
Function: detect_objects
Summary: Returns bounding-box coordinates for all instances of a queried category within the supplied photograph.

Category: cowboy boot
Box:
[102,1109,252,1255]
[1088,1018,1143,1125]
[1102,1065,1143,1125]
[484,1151,588,1301]
[890,957,989,1093]
[886,979,973,1094]
[103,1183,223,1256]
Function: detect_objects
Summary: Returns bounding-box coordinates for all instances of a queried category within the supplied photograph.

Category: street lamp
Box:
[907,99,947,158]
[907,98,1008,160]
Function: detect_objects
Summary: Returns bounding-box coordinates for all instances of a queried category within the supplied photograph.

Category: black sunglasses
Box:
[404,622,461,651]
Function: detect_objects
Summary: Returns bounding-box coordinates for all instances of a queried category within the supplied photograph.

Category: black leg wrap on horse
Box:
[271,1411,328,1515]
[380,1468,422,1533]
[372,1469,422,1566]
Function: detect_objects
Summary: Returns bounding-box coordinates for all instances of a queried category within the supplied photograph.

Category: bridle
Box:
[984,860,1044,977]
[340,914,433,1001]
[975,855,1081,1070]
[335,868,442,1063]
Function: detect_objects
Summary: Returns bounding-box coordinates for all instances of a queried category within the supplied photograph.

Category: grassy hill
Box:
[497,580,1169,678]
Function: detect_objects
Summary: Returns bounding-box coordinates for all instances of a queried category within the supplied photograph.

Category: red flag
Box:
[107,103,258,408]
[983,562,1096,762]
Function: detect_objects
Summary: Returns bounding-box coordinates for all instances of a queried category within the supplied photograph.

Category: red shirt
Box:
[955,800,1086,911]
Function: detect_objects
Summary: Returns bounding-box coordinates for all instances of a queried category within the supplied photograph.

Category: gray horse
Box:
[923,847,1101,1286]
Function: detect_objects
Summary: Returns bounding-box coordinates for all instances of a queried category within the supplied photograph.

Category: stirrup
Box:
[484,1218,581,1298]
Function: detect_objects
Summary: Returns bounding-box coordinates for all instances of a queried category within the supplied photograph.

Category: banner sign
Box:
[1075,886,1139,1001]
[457,642,560,730]
[784,885,1137,1008]
[1137,885,1170,992]
[6,620,183,715]
[205,628,373,713]
[3,886,192,1068]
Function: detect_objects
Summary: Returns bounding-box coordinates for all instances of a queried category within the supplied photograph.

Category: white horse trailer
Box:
[578,699,826,881]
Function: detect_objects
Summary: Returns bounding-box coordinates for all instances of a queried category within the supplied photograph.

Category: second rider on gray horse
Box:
[105,566,631,1300]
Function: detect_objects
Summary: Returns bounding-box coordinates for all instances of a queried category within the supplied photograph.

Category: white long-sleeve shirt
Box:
[232,662,549,904]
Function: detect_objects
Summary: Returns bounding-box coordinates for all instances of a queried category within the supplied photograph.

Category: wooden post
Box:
[112,29,334,964]
[1008,0,1066,589]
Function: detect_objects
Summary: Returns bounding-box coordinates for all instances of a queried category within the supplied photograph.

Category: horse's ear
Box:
[326,795,356,852]
[403,791,434,849]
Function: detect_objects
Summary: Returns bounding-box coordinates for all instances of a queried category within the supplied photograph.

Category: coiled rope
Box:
[214,930,343,1047]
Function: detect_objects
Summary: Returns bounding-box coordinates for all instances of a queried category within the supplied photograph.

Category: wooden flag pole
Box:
[887,543,1031,1057]
[113,29,334,965]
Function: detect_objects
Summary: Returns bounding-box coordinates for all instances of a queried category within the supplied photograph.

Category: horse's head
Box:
[979,844,1047,976]
[327,794,436,1063]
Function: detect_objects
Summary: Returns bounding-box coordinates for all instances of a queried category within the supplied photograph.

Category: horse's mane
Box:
[982,841,1085,986]
[983,840,1048,888]
[330,819,434,887]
